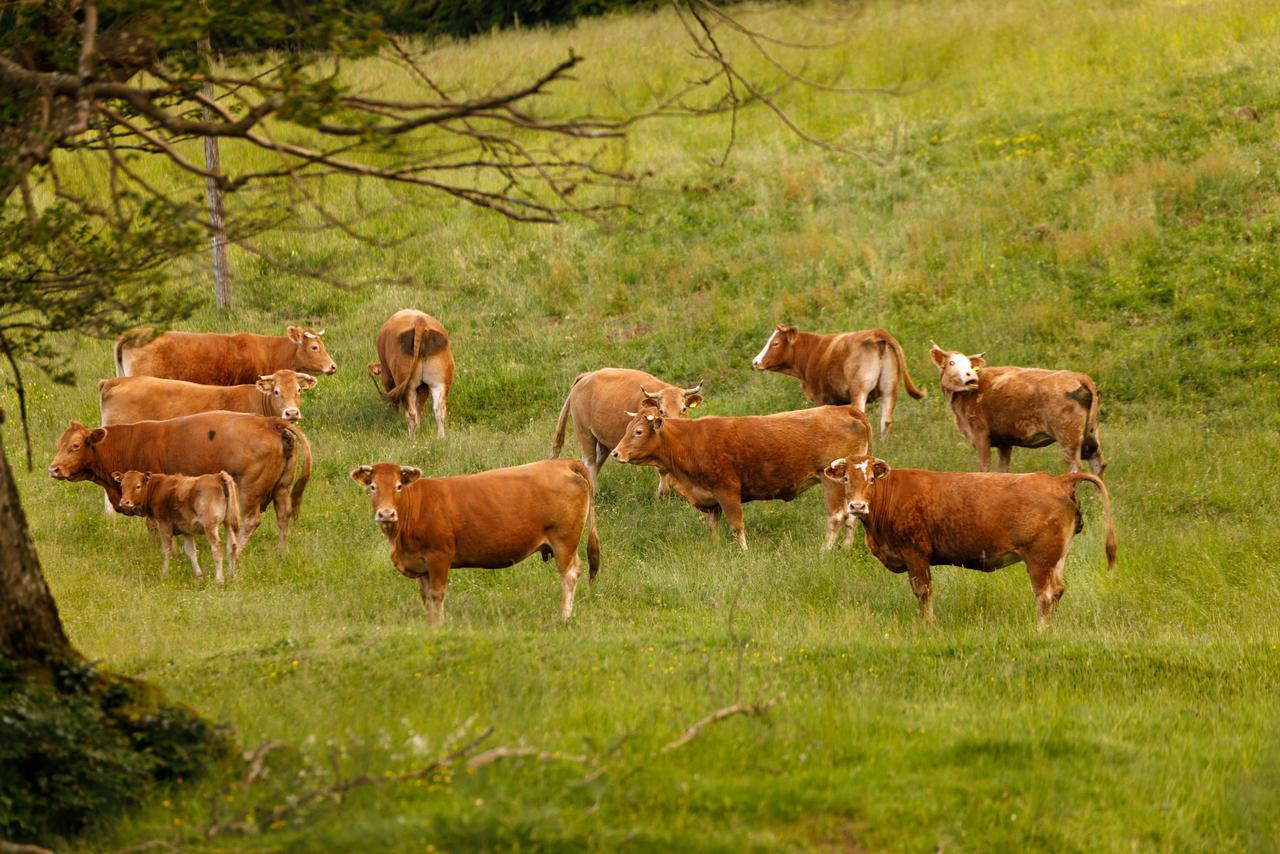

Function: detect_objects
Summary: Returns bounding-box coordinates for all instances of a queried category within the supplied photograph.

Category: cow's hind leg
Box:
[997,446,1012,473]
[158,527,174,575]
[877,369,899,438]
[272,483,293,553]
[417,566,449,627]
[405,387,421,439]
[904,555,934,624]
[552,539,583,620]
[715,491,748,550]
[429,384,447,440]
[821,477,846,551]
[207,521,226,584]
[182,535,202,579]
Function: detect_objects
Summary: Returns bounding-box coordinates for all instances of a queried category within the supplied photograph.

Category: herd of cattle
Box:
[45,312,1116,627]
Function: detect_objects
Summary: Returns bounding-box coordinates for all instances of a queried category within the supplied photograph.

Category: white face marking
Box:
[854,460,870,475]
[752,330,779,367]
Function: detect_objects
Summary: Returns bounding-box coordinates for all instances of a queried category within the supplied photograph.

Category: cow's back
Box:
[123,332,277,385]
[97,413,287,482]
[100,376,256,424]
[572,368,665,447]
[977,367,1095,442]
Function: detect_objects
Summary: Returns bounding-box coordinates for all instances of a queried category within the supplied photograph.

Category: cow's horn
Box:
[682,381,703,395]
[303,331,318,339]
[641,386,662,400]
[625,410,639,417]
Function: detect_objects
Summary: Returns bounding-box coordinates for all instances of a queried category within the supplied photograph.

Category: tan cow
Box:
[930,343,1106,475]
[752,325,924,437]
[367,310,454,440]
[611,402,871,550]
[825,455,1116,627]
[350,459,600,626]
[114,470,242,584]
[49,412,311,550]
[551,367,703,496]
[100,370,316,425]
[115,326,337,385]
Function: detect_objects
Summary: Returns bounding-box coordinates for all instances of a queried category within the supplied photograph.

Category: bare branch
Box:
[662,694,783,752]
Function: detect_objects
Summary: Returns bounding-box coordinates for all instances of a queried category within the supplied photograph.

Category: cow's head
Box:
[49,421,107,481]
[639,380,703,418]
[256,369,316,421]
[351,463,421,533]
[930,342,984,394]
[752,323,799,371]
[824,455,891,519]
[611,400,664,465]
[287,326,338,375]
[112,470,153,513]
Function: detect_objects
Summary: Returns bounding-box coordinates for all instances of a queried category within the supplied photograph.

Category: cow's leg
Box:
[238,505,263,549]
[157,527,174,575]
[182,535,203,579]
[553,542,583,620]
[207,523,225,585]
[843,515,858,548]
[225,522,238,582]
[821,477,846,551]
[404,387,421,439]
[975,436,992,472]
[1061,438,1084,473]
[702,505,722,538]
[417,566,449,627]
[429,384,447,440]
[904,555,934,624]
[655,471,671,500]
[878,372,899,438]
[716,492,748,550]
[1088,447,1107,477]
[997,446,1012,473]
[272,483,293,553]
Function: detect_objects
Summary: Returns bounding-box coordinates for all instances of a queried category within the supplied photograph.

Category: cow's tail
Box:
[551,373,584,458]
[114,326,156,377]
[284,423,313,520]
[1065,472,1116,572]
[887,335,925,400]
[381,317,430,406]
[220,470,242,536]
[1082,379,1103,459]
[570,460,601,580]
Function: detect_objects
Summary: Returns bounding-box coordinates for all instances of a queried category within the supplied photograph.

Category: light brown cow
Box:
[114,470,242,583]
[49,412,311,550]
[752,325,924,437]
[825,455,1116,627]
[367,310,454,440]
[551,367,703,497]
[611,402,871,550]
[115,326,337,385]
[930,343,1106,475]
[100,370,316,425]
[350,459,600,626]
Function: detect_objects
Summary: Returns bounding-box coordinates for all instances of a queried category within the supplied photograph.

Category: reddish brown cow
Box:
[930,343,1106,475]
[367,310,454,440]
[551,367,703,496]
[611,402,871,549]
[825,455,1116,627]
[115,326,337,385]
[114,470,242,584]
[350,459,600,626]
[49,412,311,550]
[752,325,924,437]
[100,370,316,425]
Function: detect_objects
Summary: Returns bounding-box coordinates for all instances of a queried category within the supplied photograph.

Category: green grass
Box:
[8,0,1280,848]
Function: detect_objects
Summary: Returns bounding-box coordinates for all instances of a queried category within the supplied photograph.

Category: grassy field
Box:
[7,0,1280,849]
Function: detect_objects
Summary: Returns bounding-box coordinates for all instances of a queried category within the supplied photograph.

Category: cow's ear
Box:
[968,353,986,369]
[929,344,948,368]
[685,393,703,409]
[366,363,382,377]
[399,466,422,485]
[781,325,797,340]
[824,458,848,482]
[142,472,152,483]
[87,428,107,446]
[350,465,373,486]
[651,416,664,432]
[111,471,124,483]
[871,459,892,480]
[296,373,317,390]
[69,420,84,431]
[287,326,304,344]
[256,376,275,393]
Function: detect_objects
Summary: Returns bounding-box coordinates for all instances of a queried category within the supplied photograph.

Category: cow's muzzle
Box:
[610,450,625,462]
[374,508,398,523]
[847,501,870,517]
[751,359,763,370]
[324,363,338,375]
[282,408,301,421]
[48,464,66,479]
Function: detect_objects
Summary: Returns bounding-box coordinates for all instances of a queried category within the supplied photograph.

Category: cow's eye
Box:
[395,483,402,492]
[369,484,377,492]
[634,428,642,436]
[273,389,280,396]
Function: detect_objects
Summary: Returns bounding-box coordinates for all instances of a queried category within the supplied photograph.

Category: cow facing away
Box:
[752,325,924,437]
[611,401,871,550]
[351,459,600,626]
[367,310,454,440]
[825,455,1116,627]
[115,327,337,385]
[114,470,242,584]
[930,343,1106,475]
[100,370,316,425]
[551,368,703,497]
[49,413,311,551]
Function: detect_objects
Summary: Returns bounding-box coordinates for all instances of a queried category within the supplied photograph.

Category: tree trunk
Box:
[200,36,232,311]
[0,409,71,660]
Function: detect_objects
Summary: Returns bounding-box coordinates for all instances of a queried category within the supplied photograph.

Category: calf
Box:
[114,470,242,583]
[825,455,1116,627]
[367,310,454,439]
[116,326,337,385]
[752,325,924,437]
[551,367,703,497]
[350,459,600,626]
[611,402,871,549]
[100,370,316,425]
[930,343,1106,474]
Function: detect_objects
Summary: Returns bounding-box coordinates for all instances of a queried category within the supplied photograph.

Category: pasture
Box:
[7,0,1280,848]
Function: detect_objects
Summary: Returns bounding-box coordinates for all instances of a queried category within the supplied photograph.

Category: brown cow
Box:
[930,343,1106,475]
[551,367,703,497]
[611,402,871,550]
[350,459,600,626]
[115,326,337,385]
[114,470,242,584]
[367,310,454,440]
[752,325,924,437]
[49,412,311,550]
[825,455,1116,627]
[100,370,316,425]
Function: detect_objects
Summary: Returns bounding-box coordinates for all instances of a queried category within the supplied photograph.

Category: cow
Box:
[610,401,871,550]
[929,343,1106,475]
[751,325,924,438]
[350,459,600,626]
[367,310,454,440]
[49,412,311,551]
[824,455,1116,627]
[115,326,337,385]
[113,470,242,584]
[551,367,703,497]
[99,370,316,425]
